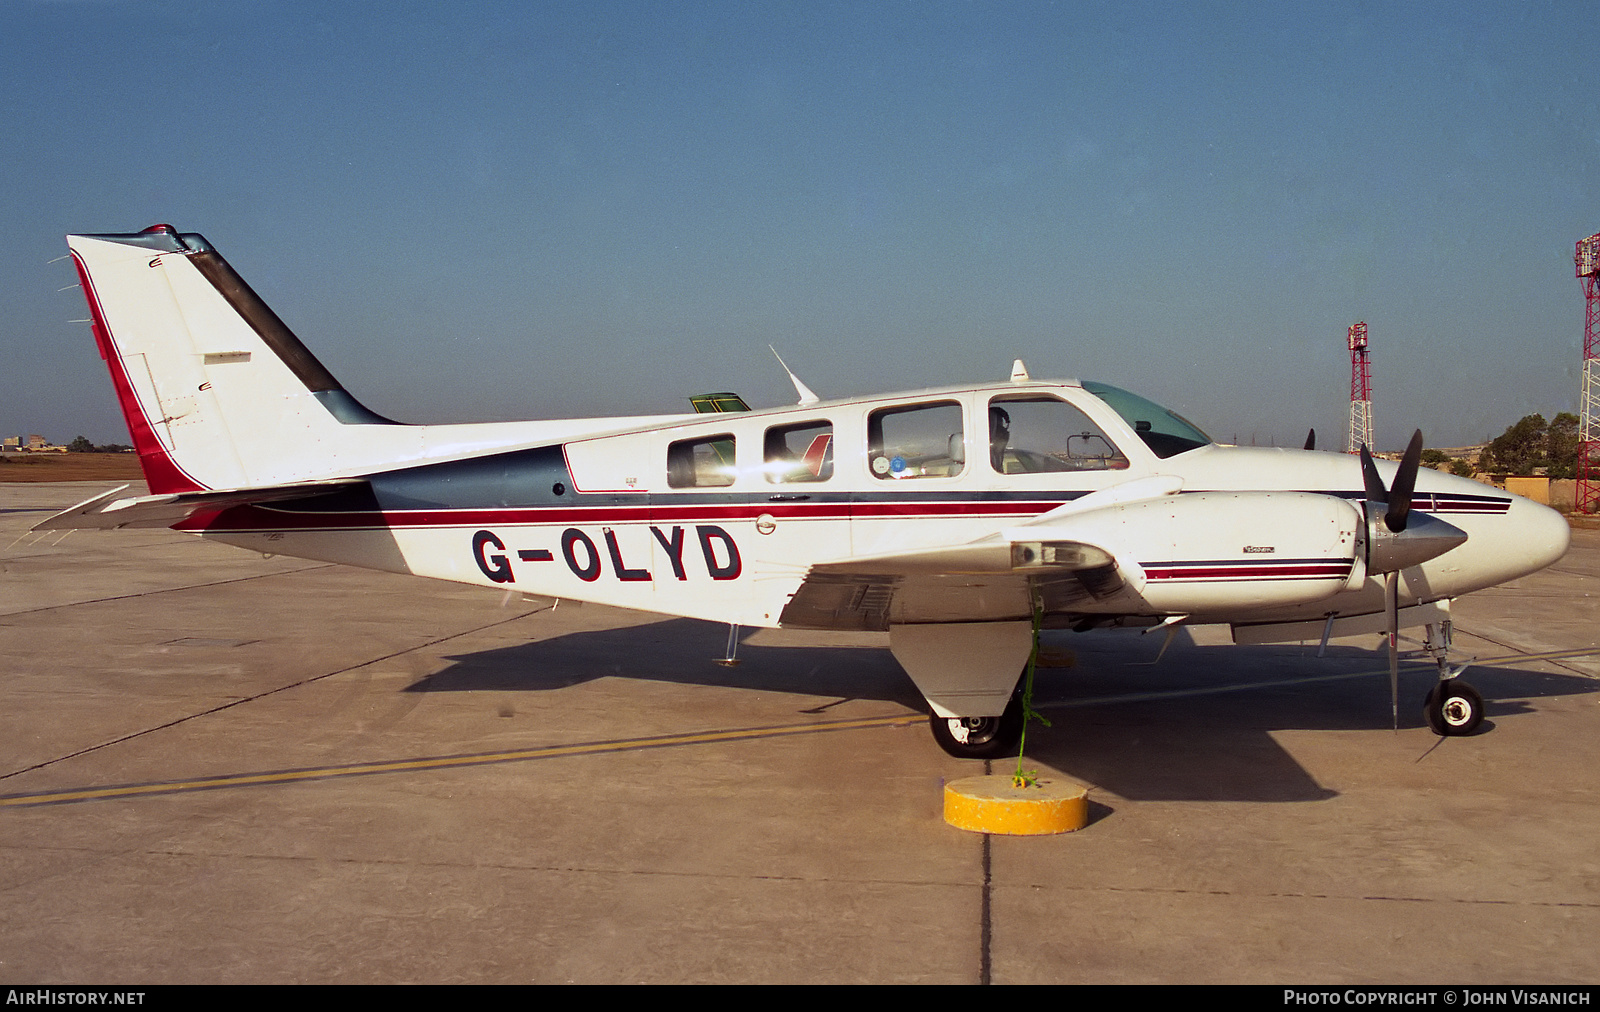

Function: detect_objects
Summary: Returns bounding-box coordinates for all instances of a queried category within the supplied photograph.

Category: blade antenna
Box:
[769,346,820,406]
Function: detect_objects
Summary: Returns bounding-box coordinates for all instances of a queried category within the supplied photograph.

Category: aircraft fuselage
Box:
[177,379,1569,638]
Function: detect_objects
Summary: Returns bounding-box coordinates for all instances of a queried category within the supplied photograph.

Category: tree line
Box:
[1473,412,1580,478]
[66,436,133,453]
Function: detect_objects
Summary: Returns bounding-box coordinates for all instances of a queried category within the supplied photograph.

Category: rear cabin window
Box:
[764,421,834,483]
[987,397,1130,473]
[868,401,964,480]
[667,434,736,488]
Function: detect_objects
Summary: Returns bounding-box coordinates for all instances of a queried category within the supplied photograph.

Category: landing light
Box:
[1010,542,1113,569]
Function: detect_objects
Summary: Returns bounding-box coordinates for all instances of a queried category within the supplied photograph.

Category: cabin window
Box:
[986,396,1130,474]
[868,401,964,480]
[667,434,736,488]
[764,421,834,483]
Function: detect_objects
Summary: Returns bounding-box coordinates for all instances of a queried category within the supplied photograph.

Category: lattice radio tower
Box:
[1576,234,1600,514]
[1347,322,1373,454]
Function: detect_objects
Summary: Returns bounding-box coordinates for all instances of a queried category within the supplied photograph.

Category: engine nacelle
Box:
[1029,491,1363,615]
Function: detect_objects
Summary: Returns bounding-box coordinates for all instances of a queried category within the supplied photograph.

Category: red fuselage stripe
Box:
[1143,562,1352,581]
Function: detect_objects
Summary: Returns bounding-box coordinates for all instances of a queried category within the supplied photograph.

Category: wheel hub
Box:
[948,716,996,746]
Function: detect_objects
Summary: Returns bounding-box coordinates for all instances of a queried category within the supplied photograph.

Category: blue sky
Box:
[5,1,1598,450]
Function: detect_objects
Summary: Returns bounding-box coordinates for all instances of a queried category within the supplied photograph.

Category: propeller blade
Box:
[1385,430,1425,533]
[1303,428,1316,451]
[1386,571,1400,731]
[1359,444,1387,504]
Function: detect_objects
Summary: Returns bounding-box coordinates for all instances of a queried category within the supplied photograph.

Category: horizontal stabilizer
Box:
[33,479,365,532]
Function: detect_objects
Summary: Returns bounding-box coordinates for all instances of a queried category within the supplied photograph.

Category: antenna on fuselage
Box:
[769,346,821,406]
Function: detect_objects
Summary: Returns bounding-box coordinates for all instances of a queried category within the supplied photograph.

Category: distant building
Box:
[12,434,69,453]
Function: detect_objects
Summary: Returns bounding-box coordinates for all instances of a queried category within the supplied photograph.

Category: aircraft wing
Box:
[33,479,365,532]
[778,536,1127,631]
[777,475,1185,630]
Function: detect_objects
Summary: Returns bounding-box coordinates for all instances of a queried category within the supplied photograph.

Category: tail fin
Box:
[68,225,396,493]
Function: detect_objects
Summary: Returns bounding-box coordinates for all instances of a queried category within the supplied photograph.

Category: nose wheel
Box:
[1424,679,1484,736]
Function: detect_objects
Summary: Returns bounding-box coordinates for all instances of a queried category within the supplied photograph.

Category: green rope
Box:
[1013,598,1053,787]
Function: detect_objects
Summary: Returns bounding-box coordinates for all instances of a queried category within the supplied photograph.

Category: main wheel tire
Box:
[928,689,1025,760]
[1424,680,1484,737]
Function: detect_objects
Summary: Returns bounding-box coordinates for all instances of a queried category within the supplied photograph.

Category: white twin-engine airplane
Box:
[43,225,1571,758]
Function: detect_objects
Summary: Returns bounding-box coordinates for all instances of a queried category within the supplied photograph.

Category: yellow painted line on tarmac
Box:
[0,713,925,808]
[1476,646,1600,667]
[9,648,1595,809]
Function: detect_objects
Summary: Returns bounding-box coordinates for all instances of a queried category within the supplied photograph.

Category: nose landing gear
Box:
[1424,679,1484,736]
[1418,621,1484,736]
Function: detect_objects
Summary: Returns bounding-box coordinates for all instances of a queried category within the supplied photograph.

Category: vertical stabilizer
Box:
[68,226,396,493]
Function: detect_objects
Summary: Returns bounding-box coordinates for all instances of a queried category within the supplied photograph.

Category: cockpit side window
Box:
[667,433,736,488]
[764,420,833,483]
[868,401,964,480]
[987,396,1130,474]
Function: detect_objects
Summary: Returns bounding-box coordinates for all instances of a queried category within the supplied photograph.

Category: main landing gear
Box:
[1417,621,1484,737]
[889,620,1036,760]
[928,686,1025,760]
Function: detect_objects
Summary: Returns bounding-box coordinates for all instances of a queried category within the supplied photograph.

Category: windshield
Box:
[1082,381,1212,459]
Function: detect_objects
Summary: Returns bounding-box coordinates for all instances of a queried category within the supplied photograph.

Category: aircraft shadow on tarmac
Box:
[415,616,918,703]
[408,618,1597,804]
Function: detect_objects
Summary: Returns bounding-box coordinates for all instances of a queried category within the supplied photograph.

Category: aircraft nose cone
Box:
[1506,495,1571,575]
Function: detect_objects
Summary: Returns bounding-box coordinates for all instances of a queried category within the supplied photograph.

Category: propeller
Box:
[1385,430,1424,533]
[1358,430,1468,730]
[1384,565,1400,730]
